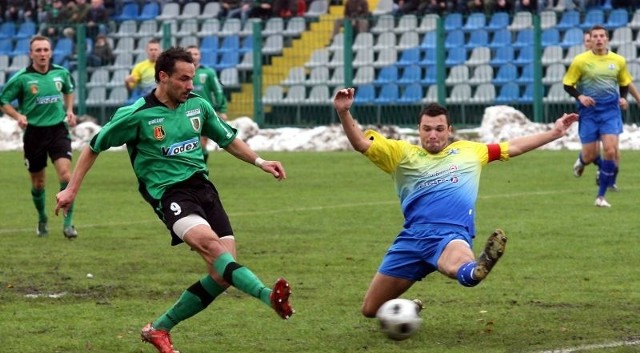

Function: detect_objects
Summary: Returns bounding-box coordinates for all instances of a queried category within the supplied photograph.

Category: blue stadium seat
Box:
[374,65,398,86]
[14,21,36,39]
[421,65,437,85]
[445,30,464,49]
[137,1,160,21]
[396,47,421,67]
[398,83,423,103]
[560,28,583,48]
[420,49,437,66]
[605,9,629,30]
[465,29,489,49]
[0,22,16,40]
[541,28,560,47]
[513,46,534,66]
[486,12,509,31]
[113,2,139,21]
[355,84,375,104]
[518,83,536,103]
[218,35,240,53]
[581,9,604,30]
[444,13,463,31]
[495,82,520,104]
[419,31,436,51]
[397,65,421,85]
[490,46,514,67]
[488,29,512,49]
[10,38,30,57]
[516,64,534,83]
[200,36,219,56]
[462,13,486,32]
[0,38,12,55]
[445,48,466,67]
[555,10,580,31]
[214,51,239,70]
[240,36,253,54]
[376,83,399,104]
[492,63,517,85]
[513,29,533,48]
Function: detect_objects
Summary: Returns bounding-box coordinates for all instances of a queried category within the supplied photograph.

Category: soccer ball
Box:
[376,298,423,341]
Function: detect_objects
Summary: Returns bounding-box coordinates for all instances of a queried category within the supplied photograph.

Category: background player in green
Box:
[0,35,78,238]
[186,45,229,164]
[54,47,293,353]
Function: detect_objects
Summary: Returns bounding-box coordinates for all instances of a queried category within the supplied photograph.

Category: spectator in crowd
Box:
[68,0,90,24]
[419,0,456,15]
[486,0,514,12]
[393,0,420,16]
[515,0,539,12]
[37,0,54,23]
[248,0,273,20]
[332,0,370,38]
[88,34,114,66]
[218,0,252,23]
[40,0,71,38]
[5,0,35,22]
[273,0,305,18]
[85,0,110,40]
[125,38,161,101]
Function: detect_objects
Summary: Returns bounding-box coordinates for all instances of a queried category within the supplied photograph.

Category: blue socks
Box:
[598,160,616,197]
[457,262,480,287]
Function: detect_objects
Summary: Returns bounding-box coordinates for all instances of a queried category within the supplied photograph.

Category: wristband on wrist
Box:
[254,157,265,167]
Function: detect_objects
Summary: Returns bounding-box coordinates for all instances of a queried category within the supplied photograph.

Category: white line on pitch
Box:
[535,339,640,353]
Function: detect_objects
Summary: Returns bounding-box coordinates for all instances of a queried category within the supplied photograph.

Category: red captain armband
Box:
[487,143,501,162]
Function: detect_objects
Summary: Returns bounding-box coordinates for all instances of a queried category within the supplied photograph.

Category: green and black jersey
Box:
[89,91,237,200]
[193,65,228,113]
[0,64,75,127]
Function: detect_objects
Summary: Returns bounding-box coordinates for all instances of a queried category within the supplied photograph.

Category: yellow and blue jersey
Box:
[563,50,632,104]
[363,130,509,236]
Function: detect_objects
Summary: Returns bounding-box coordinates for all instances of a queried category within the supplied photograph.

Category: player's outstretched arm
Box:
[224,138,286,180]
[55,146,100,217]
[507,113,579,158]
[334,87,372,153]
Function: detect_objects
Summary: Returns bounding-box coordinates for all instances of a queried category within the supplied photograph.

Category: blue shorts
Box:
[378,224,473,282]
[577,101,623,144]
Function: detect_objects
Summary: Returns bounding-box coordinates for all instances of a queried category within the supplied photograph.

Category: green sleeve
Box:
[207,69,228,113]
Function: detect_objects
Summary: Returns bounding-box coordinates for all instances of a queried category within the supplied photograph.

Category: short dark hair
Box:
[589,25,608,37]
[419,103,451,126]
[30,35,51,47]
[154,47,194,82]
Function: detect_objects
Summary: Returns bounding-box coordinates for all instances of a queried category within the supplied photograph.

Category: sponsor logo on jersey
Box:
[36,95,61,104]
[186,108,201,117]
[161,137,199,156]
[154,125,166,140]
[190,117,201,131]
[148,117,165,125]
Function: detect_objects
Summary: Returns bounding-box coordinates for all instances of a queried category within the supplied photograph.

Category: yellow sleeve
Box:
[562,52,585,87]
[363,130,406,174]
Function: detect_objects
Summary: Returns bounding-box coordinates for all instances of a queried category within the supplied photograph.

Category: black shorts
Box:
[159,174,234,246]
[23,123,72,173]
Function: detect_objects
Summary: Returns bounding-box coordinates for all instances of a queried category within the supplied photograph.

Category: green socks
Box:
[153,275,226,331]
[213,252,272,306]
[31,187,47,222]
[60,182,74,227]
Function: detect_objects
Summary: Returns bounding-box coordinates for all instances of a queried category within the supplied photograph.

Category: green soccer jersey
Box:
[89,91,237,200]
[193,65,228,113]
[0,65,75,127]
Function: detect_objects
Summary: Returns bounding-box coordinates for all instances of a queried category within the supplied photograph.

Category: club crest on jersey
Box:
[30,84,38,94]
[190,117,201,131]
[199,73,207,84]
[55,81,63,91]
[154,125,166,140]
[608,63,615,70]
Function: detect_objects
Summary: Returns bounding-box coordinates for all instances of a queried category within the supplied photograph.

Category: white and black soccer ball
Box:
[376,298,423,341]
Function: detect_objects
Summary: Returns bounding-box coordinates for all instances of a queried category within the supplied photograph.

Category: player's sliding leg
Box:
[457,229,507,286]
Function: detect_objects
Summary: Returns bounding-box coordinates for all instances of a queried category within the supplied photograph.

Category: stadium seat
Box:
[541,45,564,66]
[605,8,628,30]
[629,9,640,30]
[398,83,423,103]
[465,29,489,49]
[178,2,201,20]
[7,54,28,73]
[240,36,253,54]
[106,87,129,106]
[562,45,584,65]
[516,64,534,84]
[328,67,345,87]
[106,69,128,88]
[486,12,509,31]
[466,47,491,66]
[237,52,253,71]
[544,82,572,103]
[374,65,398,86]
[396,47,421,67]
[395,15,418,34]
[488,29,512,49]
[113,2,139,21]
[137,1,159,20]
[508,12,532,31]
[513,29,533,49]
[419,31,436,51]
[354,84,375,104]
[353,47,375,67]
[616,43,637,61]
[200,36,219,56]
[199,19,220,37]
[327,48,344,68]
[514,46,534,66]
[372,0,393,15]
[136,20,158,38]
[283,17,306,37]
[10,38,30,57]
[447,83,471,103]
[372,32,396,53]
[541,28,560,47]
[215,51,240,70]
[470,83,495,103]
[156,2,180,20]
[396,31,420,51]
[86,68,110,88]
[421,65,437,85]
[175,19,199,38]
[304,0,328,18]
[462,13,486,32]
[556,10,580,31]
[445,65,469,86]
[306,66,330,85]
[14,21,36,39]
[397,65,421,85]
[218,35,240,53]
[371,14,395,34]
[468,64,493,84]
[263,17,285,36]
[609,27,632,49]
[352,32,374,51]
[417,14,438,33]
[305,48,330,68]
[86,87,107,106]
[561,28,585,49]
[353,65,375,85]
[580,9,604,30]
[282,66,306,86]
[490,46,514,67]
[307,85,331,104]
[420,48,437,66]
[492,63,517,85]
[443,13,463,31]
[445,48,466,67]
[422,84,438,103]
[542,63,566,85]
[376,83,399,104]
[219,18,242,36]
[198,2,222,19]
[0,39,12,55]
[374,48,397,67]
[283,85,306,104]
[328,33,343,52]
[0,22,15,40]
[518,83,535,103]
[495,82,520,104]
[540,11,557,29]
[445,30,464,49]
[262,85,284,104]
[112,37,135,55]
